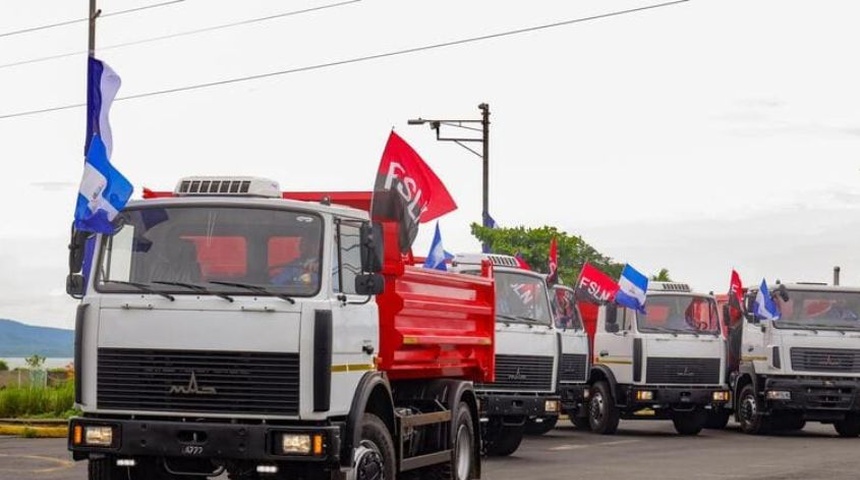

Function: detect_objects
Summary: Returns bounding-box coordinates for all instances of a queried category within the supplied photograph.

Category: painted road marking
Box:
[550,439,640,451]
[0,453,74,473]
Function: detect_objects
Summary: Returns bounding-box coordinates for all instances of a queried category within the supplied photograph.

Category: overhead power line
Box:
[0,0,361,71]
[0,0,186,39]
[0,0,689,122]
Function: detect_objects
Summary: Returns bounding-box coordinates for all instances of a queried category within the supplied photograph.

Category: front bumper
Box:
[625,385,730,409]
[68,417,343,466]
[762,377,860,419]
[477,393,561,418]
[559,383,590,415]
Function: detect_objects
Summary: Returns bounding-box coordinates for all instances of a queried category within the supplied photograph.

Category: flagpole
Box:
[88,0,98,55]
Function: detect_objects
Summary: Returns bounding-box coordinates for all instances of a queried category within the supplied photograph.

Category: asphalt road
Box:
[2,420,858,480]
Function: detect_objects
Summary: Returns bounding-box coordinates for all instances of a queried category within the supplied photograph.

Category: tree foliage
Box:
[651,268,672,282]
[470,223,625,283]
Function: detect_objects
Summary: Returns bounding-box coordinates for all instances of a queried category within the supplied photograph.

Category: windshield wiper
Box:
[805,322,847,335]
[208,281,295,304]
[103,280,175,301]
[153,281,234,303]
[644,326,677,337]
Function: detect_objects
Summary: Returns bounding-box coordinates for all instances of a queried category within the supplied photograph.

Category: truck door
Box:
[595,306,634,385]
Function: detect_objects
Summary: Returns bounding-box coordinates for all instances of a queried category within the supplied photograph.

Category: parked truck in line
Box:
[448,254,561,454]
[65,176,496,480]
[584,282,730,435]
[547,284,591,431]
[724,281,860,436]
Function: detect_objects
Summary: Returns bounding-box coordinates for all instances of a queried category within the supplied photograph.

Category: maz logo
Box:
[676,367,696,377]
[507,367,528,381]
[168,371,217,395]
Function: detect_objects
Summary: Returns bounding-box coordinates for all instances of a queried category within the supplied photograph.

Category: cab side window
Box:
[333,222,362,295]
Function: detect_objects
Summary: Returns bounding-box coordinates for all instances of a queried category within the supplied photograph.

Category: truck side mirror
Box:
[355,273,385,295]
[605,303,619,332]
[359,223,383,273]
[775,284,789,302]
[66,273,84,298]
[744,295,758,324]
[721,304,731,328]
[68,227,90,274]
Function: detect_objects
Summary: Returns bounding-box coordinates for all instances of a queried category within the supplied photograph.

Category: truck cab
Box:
[588,282,730,435]
[549,284,591,430]
[730,282,860,436]
[65,176,493,480]
[449,254,561,455]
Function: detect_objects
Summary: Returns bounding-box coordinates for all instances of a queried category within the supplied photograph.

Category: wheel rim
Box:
[591,391,605,426]
[455,423,472,480]
[740,393,757,427]
[355,440,385,480]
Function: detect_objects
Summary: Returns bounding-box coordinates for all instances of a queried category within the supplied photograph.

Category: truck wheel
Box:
[704,410,731,430]
[524,416,558,435]
[737,384,770,435]
[834,414,860,438]
[426,402,476,480]
[355,413,396,480]
[672,409,706,435]
[89,458,121,480]
[589,381,619,435]
[571,414,591,431]
[484,424,524,457]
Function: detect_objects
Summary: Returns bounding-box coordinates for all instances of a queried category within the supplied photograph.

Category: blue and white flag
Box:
[423,221,448,271]
[481,213,496,253]
[85,57,122,157]
[74,135,133,234]
[75,56,132,234]
[752,278,780,320]
[614,263,648,313]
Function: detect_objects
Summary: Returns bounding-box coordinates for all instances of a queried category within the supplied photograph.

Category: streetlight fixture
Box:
[407,103,492,234]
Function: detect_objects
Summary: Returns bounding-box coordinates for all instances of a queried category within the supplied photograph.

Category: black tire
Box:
[524,416,558,435]
[704,410,731,430]
[588,381,619,435]
[737,384,770,435]
[484,423,524,457]
[89,458,121,480]
[571,414,591,431]
[355,413,396,480]
[834,414,860,438]
[672,409,706,436]
[425,402,476,480]
[772,414,805,432]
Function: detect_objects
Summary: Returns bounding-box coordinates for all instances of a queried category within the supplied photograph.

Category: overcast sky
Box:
[1,0,859,330]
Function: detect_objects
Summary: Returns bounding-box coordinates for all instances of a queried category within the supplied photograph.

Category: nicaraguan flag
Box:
[752,278,780,320]
[423,221,448,271]
[614,263,648,313]
[74,134,133,234]
[85,57,122,157]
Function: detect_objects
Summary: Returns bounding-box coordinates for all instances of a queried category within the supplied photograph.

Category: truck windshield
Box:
[494,271,553,326]
[637,294,719,335]
[773,289,860,331]
[95,205,324,297]
[551,286,583,330]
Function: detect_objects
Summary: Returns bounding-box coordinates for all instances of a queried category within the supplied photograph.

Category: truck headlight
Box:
[279,433,325,456]
[766,390,791,401]
[84,426,114,446]
[280,434,312,454]
[545,400,559,413]
[583,388,590,399]
[712,391,730,402]
[635,390,654,401]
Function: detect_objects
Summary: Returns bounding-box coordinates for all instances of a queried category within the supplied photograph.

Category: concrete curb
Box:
[0,419,68,438]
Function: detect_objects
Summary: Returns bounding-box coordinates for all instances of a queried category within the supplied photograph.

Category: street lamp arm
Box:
[451,140,483,159]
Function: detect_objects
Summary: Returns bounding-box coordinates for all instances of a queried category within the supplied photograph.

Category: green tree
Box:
[650,268,672,282]
[25,354,46,370]
[0,359,8,371]
[470,223,624,283]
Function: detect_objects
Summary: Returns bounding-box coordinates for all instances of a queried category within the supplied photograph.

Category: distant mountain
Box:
[0,319,74,357]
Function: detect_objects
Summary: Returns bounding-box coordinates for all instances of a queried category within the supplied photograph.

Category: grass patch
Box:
[0,423,68,438]
[0,382,76,418]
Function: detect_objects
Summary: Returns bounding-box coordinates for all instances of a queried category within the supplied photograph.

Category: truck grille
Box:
[559,354,588,383]
[97,348,299,415]
[646,357,720,385]
[790,348,860,374]
[476,354,554,391]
